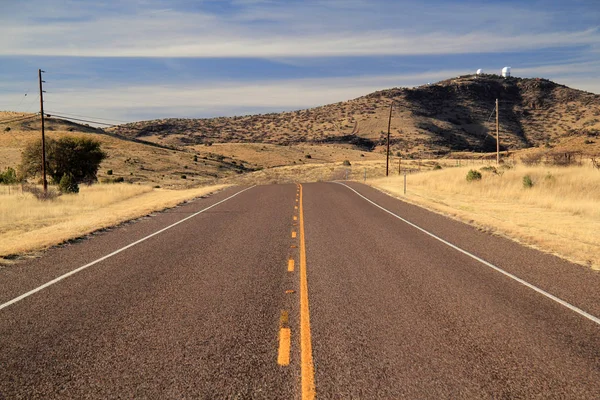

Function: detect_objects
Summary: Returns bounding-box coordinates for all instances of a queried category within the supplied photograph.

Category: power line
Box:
[45,113,115,127]
[45,110,130,124]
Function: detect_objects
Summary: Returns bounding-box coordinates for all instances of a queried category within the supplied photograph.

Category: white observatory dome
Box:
[476,69,483,75]
[502,66,511,77]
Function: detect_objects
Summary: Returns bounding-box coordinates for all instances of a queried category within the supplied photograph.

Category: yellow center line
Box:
[288,259,295,272]
[299,183,316,399]
[293,216,298,221]
[292,231,297,238]
[278,310,291,366]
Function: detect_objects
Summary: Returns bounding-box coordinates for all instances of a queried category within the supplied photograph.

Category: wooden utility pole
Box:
[386,102,392,176]
[495,98,500,166]
[39,69,48,193]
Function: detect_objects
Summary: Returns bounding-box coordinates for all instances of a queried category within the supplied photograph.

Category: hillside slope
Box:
[0,113,256,187]
[108,75,600,157]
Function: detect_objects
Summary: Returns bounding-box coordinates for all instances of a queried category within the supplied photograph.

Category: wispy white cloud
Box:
[1,70,463,121]
[1,1,598,58]
[2,66,597,122]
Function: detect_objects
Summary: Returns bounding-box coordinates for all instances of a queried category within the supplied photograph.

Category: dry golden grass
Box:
[0,183,228,258]
[191,143,384,169]
[0,124,228,188]
[370,164,600,270]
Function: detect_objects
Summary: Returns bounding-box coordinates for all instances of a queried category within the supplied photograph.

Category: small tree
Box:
[20,136,106,184]
[59,173,79,193]
[342,160,351,166]
[466,169,482,182]
[0,167,17,184]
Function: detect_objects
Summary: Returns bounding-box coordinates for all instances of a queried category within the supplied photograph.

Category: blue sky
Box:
[1,0,599,123]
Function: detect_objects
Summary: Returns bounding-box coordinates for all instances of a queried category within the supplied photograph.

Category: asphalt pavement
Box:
[1,182,599,399]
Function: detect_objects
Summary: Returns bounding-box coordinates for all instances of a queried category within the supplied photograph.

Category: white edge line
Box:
[334,182,600,327]
[0,185,256,311]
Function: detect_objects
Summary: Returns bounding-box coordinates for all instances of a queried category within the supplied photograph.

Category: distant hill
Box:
[108,75,600,157]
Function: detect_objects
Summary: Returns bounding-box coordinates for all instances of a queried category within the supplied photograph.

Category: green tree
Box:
[58,173,79,193]
[0,167,18,184]
[20,136,106,184]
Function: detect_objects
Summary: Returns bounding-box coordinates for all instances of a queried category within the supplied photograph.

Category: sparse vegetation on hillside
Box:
[107,76,600,158]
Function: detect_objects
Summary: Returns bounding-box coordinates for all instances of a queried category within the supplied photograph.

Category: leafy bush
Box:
[20,136,106,184]
[466,169,482,182]
[342,160,351,166]
[305,154,312,159]
[107,169,113,175]
[58,173,79,194]
[193,155,198,162]
[480,165,497,173]
[4,127,10,132]
[433,164,442,170]
[181,175,187,179]
[523,175,534,188]
[0,167,18,184]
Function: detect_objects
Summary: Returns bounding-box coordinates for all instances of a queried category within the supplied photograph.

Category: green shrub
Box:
[193,155,198,162]
[0,167,18,184]
[480,165,496,173]
[107,169,113,175]
[181,175,187,179]
[58,173,79,194]
[466,169,482,182]
[305,154,312,159]
[433,164,442,170]
[342,160,351,166]
[114,177,124,183]
[523,175,534,188]
[20,136,106,184]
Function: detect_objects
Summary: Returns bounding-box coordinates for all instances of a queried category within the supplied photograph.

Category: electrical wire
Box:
[45,113,116,127]
[45,110,130,124]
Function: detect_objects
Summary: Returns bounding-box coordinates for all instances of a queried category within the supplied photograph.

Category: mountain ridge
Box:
[108,75,600,157]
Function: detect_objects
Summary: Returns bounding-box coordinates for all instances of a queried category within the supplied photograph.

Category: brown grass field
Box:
[0,183,228,260]
[369,163,600,271]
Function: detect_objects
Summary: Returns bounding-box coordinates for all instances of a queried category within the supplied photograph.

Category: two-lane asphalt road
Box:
[1,182,599,398]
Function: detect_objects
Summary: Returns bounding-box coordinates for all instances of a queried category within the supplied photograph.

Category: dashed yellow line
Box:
[299,184,316,399]
[293,216,298,221]
[277,310,291,366]
[292,231,297,239]
[288,259,295,272]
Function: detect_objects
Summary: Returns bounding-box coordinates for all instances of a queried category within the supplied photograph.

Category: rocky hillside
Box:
[108,75,600,157]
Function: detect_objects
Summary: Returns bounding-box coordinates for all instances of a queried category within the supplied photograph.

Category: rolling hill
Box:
[108,75,600,158]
